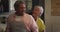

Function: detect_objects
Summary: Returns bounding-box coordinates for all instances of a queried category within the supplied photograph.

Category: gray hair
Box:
[34,6,44,16]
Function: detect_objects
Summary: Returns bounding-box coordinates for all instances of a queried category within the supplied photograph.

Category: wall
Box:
[45,0,60,32]
[9,0,17,10]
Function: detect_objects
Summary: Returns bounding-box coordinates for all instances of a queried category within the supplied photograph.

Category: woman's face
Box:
[32,7,41,20]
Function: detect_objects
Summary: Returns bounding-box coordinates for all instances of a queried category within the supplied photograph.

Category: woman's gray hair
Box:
[34,6,44,16]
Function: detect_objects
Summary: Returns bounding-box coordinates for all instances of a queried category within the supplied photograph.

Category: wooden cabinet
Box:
[51,0,60,16]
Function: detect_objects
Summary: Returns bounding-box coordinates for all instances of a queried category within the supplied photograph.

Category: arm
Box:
[39,18,45,32]
[30,16,38,32]
[6,23,10,32]
[5,17,11,32]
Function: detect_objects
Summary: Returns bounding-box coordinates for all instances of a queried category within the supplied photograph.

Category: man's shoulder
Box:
[24,13,34,20]
[7,13,15,19]
[24,13,32,17]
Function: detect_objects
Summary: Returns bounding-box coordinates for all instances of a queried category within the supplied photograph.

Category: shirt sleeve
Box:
[30,15,38,32]
[38,18,45,31]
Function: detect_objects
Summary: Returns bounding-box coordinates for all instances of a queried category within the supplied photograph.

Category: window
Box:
[0,0,9,13]
[26,0,32,11]
[10,0,32,12]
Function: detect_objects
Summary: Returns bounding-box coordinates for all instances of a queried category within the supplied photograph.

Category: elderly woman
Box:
[32,5,45,32]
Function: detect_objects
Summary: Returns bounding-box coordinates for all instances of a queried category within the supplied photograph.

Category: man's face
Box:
[16,3,26,15]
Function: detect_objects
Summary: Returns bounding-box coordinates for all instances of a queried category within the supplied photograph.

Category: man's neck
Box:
[15,12,24,16]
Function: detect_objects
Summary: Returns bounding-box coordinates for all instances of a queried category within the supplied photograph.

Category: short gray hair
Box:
[34,6,44,16]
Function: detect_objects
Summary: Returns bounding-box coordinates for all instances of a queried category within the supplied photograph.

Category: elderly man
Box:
[32,6,45,32]
[6,1,38,32]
